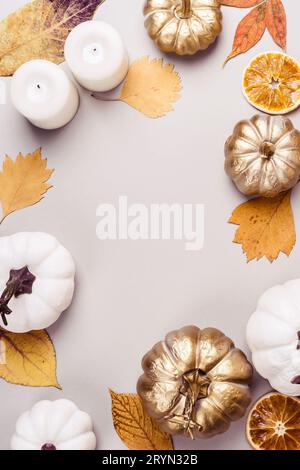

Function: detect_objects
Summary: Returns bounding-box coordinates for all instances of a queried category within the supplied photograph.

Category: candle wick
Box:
[37,84,41,89]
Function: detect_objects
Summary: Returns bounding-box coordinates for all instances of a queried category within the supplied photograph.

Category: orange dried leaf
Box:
[224,3,267,64]
[223,0,287,63]
[229,191,295,262]
[220,0,263,7]
[265,0,286,49]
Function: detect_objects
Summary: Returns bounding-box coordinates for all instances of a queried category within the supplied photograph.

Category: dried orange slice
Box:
[246,392,300,450]
[243,52,300,114]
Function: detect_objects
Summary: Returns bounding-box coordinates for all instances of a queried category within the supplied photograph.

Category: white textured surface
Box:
[0,0,300,450]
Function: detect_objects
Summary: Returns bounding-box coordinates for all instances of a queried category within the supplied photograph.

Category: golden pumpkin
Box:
[137,325,252,439]
[143,0,222,56]
[225,115,300,198]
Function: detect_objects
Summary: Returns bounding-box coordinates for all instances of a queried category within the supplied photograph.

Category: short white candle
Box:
[64,21,129,92]
[11,60,79,130]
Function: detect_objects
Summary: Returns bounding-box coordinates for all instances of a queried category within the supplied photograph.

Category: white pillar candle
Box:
[11,60,79,130]
[64,21,129,92]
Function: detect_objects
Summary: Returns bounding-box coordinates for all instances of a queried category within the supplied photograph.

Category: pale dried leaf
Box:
[110,390,174,450]
[229,191,295,262]
[0,148,53,223]
[0,329,60,388]
[120,56,181,118]
[0,0,105,76]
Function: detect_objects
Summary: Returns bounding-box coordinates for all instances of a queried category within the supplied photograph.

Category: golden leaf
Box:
[110,390,174,450]
[0,329,60,388]
[120,56,181,118]
[0,0,105,76]
[0,148,53,224]
[229,191,295,262]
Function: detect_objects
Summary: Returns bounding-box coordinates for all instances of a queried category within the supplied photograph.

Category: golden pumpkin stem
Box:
[170,369,210,438]
[178,0,191,19]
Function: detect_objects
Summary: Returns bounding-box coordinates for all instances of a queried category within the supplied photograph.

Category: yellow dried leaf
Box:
[229,191,295,262]
[110,390,174,450]
[0,329,60,388]
[120,56,181,118]
[0,148,53,223]
[0,0,105,76]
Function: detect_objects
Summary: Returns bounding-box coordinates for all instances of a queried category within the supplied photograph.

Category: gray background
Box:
[0,0,299,451]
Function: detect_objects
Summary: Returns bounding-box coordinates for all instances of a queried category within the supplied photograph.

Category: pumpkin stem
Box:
[291,375,300,384]
[0,267,35,327]
[259,141,276,159]
[166,369,210,439]
[41,443,57,451]
[179,0,191,18]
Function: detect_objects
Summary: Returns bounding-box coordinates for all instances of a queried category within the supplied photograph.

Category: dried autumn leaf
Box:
[229,191,295,262]
[0,148,53,224]
[220,0,263,6]
[265,0,286,49]
[120,57,181,118]
[223,0,287,64]
[224,3,267,64]
[110,390,174,450]
[0,329,60,388]
[0,0,105,76]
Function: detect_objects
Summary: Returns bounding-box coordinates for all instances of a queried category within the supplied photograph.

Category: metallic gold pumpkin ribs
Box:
[225,115,300,198]
[143,0,222,55]
[137,325,253,439]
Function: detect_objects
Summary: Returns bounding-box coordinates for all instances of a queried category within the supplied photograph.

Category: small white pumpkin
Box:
[247,279,300,396]
[0,232,75,333]
[11,399,97,450]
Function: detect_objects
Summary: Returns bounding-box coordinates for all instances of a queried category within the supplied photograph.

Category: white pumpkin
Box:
[0,232,75,333]
[11,399,97,450]
[247,279,300,396]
